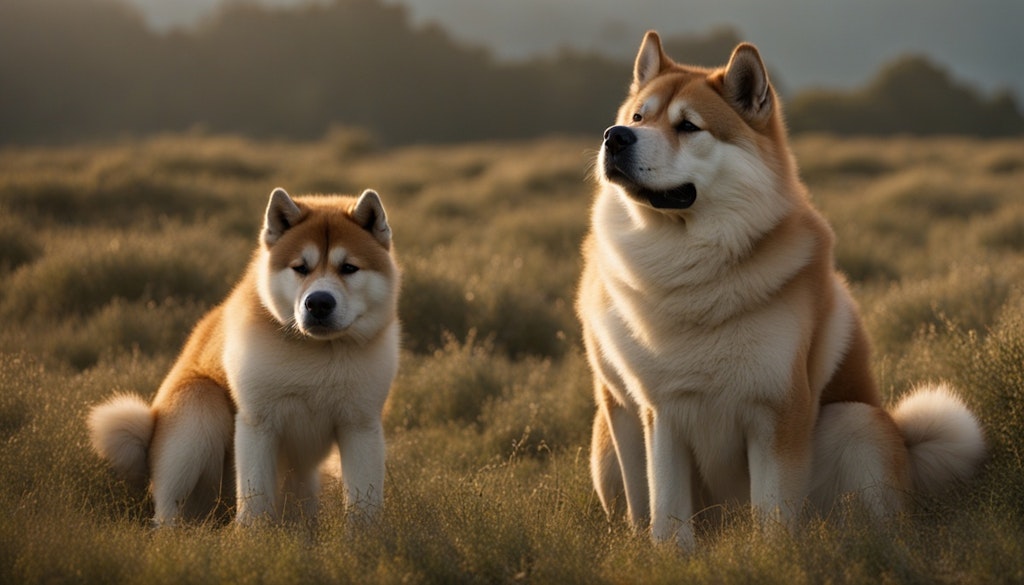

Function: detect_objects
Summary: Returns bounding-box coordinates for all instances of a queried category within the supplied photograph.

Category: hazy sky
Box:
[124,0,1024,99]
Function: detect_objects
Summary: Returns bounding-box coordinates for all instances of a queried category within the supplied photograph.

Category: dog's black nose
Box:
[305,291,336,320]
[604,125,637,155]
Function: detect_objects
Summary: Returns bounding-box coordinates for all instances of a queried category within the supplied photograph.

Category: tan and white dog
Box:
[89,188,400,526]
[577,31,985,546]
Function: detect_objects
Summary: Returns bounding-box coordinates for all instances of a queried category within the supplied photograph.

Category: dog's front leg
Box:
[234,414,279,525]
[337,420,385,518]
[605,397,651,530]
[747,418,811,530]
[646,410,696,548]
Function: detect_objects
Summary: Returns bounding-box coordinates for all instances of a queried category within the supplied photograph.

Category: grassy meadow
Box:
[1,130,1023,583]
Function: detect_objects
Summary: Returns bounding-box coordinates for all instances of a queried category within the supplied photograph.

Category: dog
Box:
[576,31,985,547]
[88,187,400,526]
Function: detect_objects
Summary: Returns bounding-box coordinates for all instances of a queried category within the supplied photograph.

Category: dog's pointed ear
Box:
[633,30,673,91]
[351,189,392,250]
[263,187,304,246]
[722,43,773,125]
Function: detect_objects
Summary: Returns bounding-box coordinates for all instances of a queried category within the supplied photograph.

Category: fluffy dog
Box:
[576,31,985,546]
[89,188,400,526]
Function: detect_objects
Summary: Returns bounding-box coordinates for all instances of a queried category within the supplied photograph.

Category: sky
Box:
[122,0,1024,100]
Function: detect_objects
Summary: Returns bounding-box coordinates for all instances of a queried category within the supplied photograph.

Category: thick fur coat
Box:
[89,188,400,526]
[577,31,985,546]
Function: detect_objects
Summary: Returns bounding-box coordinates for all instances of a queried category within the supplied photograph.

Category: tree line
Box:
[1,0,1020,146]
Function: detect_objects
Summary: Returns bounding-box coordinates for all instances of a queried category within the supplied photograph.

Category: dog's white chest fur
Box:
[595,292,800,406]
[223,313,398,434]
[589,189,805,408]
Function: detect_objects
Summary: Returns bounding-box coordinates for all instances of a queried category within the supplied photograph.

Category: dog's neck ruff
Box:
[593,181,818,327]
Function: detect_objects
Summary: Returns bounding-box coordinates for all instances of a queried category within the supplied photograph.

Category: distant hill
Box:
[787,56,1024,137]
[0,0,1020,146]
[118,0,1024,107]
[388,0,1024,102]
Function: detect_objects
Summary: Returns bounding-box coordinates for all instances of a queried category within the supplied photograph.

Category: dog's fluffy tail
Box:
[87,393,154,485]
[891,383,985,496]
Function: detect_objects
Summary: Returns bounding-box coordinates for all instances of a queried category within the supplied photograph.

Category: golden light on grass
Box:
[0,133,1022,583]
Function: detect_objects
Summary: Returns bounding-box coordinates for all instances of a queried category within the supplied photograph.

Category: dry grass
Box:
[1,132,1023,583]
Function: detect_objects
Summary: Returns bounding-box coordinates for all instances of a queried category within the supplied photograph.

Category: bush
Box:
[955,305,1024,514]
[0,227,246,323]
[399,245,577,358]
[974,206,1024,252]
[0,212,42,272]
[865,263,1022,356]
[788,55,1024,137]
[387,334,512,431]
[46,299,205,370]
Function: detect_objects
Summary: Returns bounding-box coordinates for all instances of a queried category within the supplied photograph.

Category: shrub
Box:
[45,299,205,370]
[0,227,246,323]
[875,171,998,219]
[477,349,594,461]
[398,260,474,353]
[974,206,1024,252]
[387,334,512,431]
[0,212,42,272]
[865,263,1021,356]
[956,305,1024,514]
[398,245,577,358]
[0,166,228,227]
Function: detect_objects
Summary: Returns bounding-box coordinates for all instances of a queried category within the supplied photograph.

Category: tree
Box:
[787,55,1024,136]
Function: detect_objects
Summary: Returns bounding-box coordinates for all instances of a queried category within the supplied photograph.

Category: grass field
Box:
[1,131,1023,584]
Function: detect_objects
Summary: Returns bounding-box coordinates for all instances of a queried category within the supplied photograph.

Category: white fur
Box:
[809,403,908,517]
[328,246,347,267]
[257,246,297,326]
[224,310,398,523]
[668,100,705,130]
[892,383,986,496]
[87,393,153,485]
[151,396,234,524]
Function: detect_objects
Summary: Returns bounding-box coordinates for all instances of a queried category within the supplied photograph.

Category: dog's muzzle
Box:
[299,290,344,338]
[602,125,697,210]
[305,291,336,321]
[604,125,637,157]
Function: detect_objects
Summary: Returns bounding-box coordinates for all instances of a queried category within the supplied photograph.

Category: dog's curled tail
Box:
[88,393,154,485]
[891,383,985,496]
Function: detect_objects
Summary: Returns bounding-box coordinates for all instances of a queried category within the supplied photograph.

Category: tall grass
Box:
[1,133,1023,583]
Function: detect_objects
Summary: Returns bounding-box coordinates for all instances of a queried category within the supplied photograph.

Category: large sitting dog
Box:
[576,31,985,546]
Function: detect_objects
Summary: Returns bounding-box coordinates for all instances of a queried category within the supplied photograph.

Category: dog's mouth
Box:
[638,183,697,209]
[302,322,342,337]
[606,167,697,210]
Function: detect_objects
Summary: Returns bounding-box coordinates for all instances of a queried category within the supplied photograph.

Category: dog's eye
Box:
[632,113,643,123]
[292,263,310,276]
[340,263,360,275]
[676,120,701,133]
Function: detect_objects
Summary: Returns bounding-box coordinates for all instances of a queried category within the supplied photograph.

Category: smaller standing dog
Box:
[89,187,401,525]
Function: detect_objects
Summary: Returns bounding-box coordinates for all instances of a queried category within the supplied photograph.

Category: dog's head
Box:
[257,188,399,343]
[599,31,797,221]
